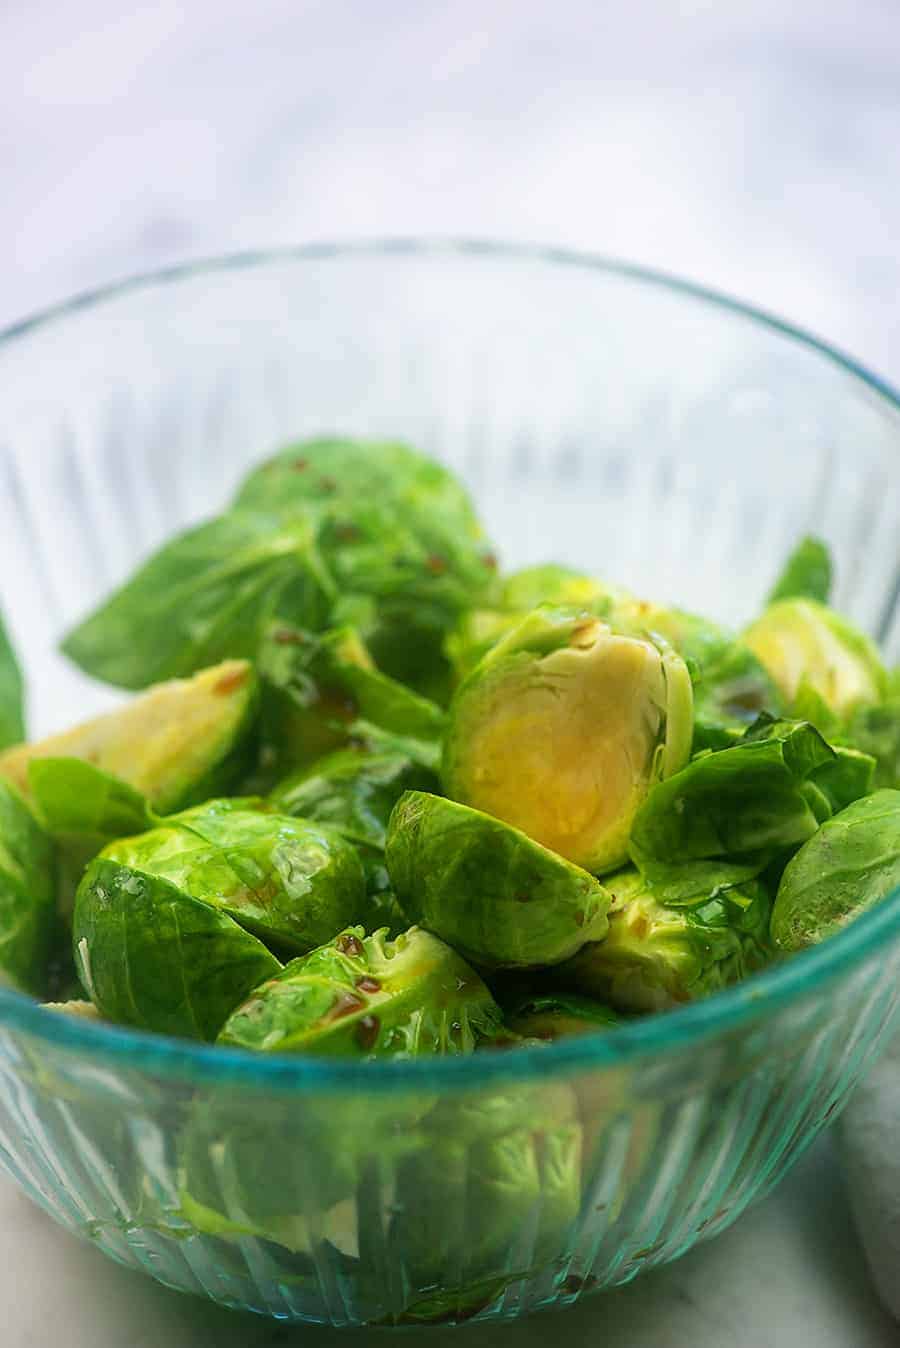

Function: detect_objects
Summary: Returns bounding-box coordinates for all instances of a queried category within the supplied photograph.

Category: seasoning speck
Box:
[355,1015,380,1050]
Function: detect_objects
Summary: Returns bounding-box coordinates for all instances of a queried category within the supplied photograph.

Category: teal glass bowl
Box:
[1,241,899,1327]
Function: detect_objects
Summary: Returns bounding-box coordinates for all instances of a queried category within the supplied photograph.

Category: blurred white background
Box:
[3,0,899,381]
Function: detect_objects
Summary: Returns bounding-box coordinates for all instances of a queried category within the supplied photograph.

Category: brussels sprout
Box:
[392,1081,582,1305]
[558,867,773,1012]
[629,717,862,896]
[179,1081,426,1259]
[446,565,623,680]
[258,624,444,777]
[443,607,693,873]
[505,992,620,1040]
[771,789,900,951]
[0,660,260,814]
[219,925,502,1056]
[386,792,610,968]
[73,857,281,1038]
[99,800,366,955]
[766,535,833,605]
[0,781,56,994]
[62,510,334,689]
[0,609,24,751]
[743,599,885,716]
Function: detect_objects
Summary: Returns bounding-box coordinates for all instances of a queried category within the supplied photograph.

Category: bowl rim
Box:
[1,235,899,1093]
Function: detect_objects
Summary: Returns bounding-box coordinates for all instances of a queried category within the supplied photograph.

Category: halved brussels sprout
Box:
[0,660,259,814]
[743,599,885,717]
[385,792,610,968]
[73,858,281,1038]
[443,607,693,873]
[771,789,900,951]
[179,1079,427,1260]
[258,624,444,778]
[392,1081,582,1309]
[0,781,56,994]
[0,608,24,752]
[505,992,620,1040]
[99,799,366,955]
[558,867,773,1012]
[629,716,864,895]
[62,511,334,689]
[766,535,833,605]
[218,925,502,1056]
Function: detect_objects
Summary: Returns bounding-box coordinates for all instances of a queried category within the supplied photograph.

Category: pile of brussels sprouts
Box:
[1,438,899,1058]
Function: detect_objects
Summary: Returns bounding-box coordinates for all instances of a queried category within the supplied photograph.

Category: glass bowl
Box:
[1,240,899,1328]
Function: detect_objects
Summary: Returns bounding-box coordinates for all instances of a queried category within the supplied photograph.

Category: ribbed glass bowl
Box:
[1,241,899,1328]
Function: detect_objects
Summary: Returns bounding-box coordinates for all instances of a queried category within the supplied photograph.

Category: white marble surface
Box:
[0,1134,895,1347]
[2,4,900,1343]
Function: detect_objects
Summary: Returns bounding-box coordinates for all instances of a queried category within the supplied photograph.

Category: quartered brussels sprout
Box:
[0,608,24,752]
[392,1081,582,1310]
[771,789,900,951]
[443,607,693,873]
[74,857,281,1039]
[0,781,56,995]
[629,716,868,895]
[766,535,833,606]
[219,925,502,1056]
[0,659,260,814]
[386,792,610,968]
[558,867,773,1012]
[62,511,334,689]
[258,623,444,778]
[743,599,885,717]
[505,992,620,1040]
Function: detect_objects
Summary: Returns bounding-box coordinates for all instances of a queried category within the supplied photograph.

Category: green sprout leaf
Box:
[0,609,24,751]
[766,536,833,605]
[771,789,900,951]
